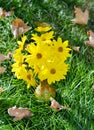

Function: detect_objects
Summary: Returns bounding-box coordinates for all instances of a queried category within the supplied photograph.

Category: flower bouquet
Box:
[12,25,71,100]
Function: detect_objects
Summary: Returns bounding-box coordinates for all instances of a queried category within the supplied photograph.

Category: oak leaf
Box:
[0,52,11,63]
[8,106,34,121]
[0,87,3,93]
[92,85,94,89]
[0,7,13,18]
[11,18,31,38]
[0,52,12,73]
[50,97,70,111]
[85,30,94,47]
[71,6,89,25]
[69,45,80,53]
[0,67,6,73]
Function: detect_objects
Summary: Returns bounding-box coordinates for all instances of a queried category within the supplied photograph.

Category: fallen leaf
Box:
[92,85,94,89]
[85,30,94,47]
[0,87,3,93]
[50,97,70,111]
[11,18,31,38]
[0,8,4,17]
[0,54,6,63]
[8,106,34,121]
[4,10,13,17]
[0,52,12,73]
[69,45,80,53]
[0,7,13,18]
[71,6,89,25]
[0,67,6,73]
[0,52,12,64]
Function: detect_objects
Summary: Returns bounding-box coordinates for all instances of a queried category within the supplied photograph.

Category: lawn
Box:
[0,0,94,130]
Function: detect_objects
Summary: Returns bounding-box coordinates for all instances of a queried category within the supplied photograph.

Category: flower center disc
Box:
[37,53,42,59]
[50,68,56,74]
[27,74,31,80]
[58,47,63,52]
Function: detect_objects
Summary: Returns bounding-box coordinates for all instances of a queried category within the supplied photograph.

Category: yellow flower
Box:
[26,43,49,73]
[20,69,36,88]
[35,26,52,32]
[15,35,27,53]
[12,63,26,79]
[53,38,71,61]
[13,52,25,61]
[31,31,54,44]
[38,61,69,84]
[12,53,26,79]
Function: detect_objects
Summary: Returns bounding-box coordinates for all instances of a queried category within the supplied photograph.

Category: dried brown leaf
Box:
[8,106,34,121]
[71,6,89,25]
[0,87,3,93]
[4,10,13,17]
[0,52,12,64]
[11,18,31,38]
[69,45,80,53]
[0,7,13,18]
[85,30,94,47]
[0,67,6,73]
[0,54,7,63]
[0,52,12,74]
[92,85,94,89]
[50,97,70,111]
[0,8,5,17]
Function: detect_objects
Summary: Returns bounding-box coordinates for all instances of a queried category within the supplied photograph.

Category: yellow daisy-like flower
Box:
[15,35,27,53]
[26,43,48,73]
[35,26,52,32]
[20,69,36,88]
[12,53,26,79]
[13,52,25,61]
[31,31,54,44]
[38,61,69,84]
[53,38,71,61]
[13,65,26,79]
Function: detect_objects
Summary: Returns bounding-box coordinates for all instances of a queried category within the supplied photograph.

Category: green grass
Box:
[0,0,94,130]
